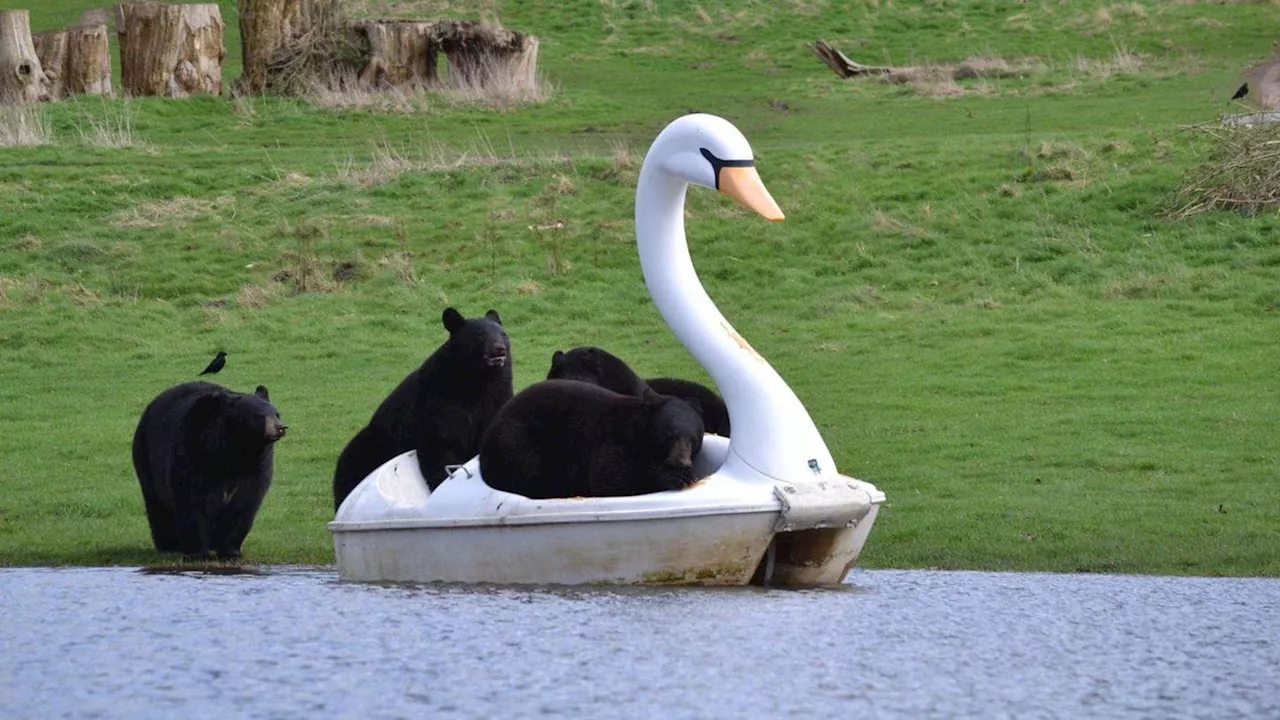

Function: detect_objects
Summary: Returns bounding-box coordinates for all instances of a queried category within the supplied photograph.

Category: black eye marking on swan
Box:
[700,148,754,190]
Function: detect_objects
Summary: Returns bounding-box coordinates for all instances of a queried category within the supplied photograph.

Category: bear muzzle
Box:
[485,346,510,368]
[666,438,694,468]
[264,418,288,442]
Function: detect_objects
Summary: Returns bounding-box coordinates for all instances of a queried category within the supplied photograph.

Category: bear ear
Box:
[485,309,502,325]
[550,350,565,368]
[254,385,270,401]
[442,308,465,333]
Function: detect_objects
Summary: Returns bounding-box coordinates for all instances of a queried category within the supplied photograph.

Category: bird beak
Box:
[718,166,785,222]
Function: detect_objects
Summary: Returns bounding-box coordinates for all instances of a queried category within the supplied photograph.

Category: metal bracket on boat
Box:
[444,464,473,479]
[771,479,872,533]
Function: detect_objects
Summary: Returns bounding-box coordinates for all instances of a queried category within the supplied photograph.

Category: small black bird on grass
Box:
[199,351,227,376]
[1231,82,1249,100]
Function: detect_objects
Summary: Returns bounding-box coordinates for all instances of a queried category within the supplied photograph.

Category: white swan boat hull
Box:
[329,436,883,586]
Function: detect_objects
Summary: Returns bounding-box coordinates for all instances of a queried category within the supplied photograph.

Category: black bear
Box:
[333,307,513,510]
[132,382,287,560]
[546,346,731,436]
[479,379,705,499]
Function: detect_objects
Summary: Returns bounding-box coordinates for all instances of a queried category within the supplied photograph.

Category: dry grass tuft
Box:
[305,70,431,114]
[1170,122,1280,218]
[1077,48,1144,80]
[514,278,542,296]
[15,235,42,251]
[0,104,54,147]
[73,98,142,148]
[914,76,966,98]
[435,51,554,111]
[377,252,418,284]
[548,174,577,196]
[237,282,287,309]
[871,210,929,239]
[333,143,418,187]
[113,196,235,229]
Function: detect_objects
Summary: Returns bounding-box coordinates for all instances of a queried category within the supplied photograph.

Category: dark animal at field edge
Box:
[547,346,731,436]
[1231,82,1249,100]
[132,382,286,561]
[332,308,513,511]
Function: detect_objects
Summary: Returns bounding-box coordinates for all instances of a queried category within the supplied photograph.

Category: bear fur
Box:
[546,346,731,436]
[132,382,287,560]
[333,307,513,510]
[479,379,705,499]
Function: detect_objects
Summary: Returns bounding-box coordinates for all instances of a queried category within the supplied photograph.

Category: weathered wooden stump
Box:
[435,20,538,89]
[0,9,51,103]
[355,20,438,88]
[239,0,309,95]
[117,2,225,97]
[34,23,113,99]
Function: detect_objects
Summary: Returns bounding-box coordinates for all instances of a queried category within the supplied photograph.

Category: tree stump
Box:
[355,20,439,88]
[0,9,51,103]
[239,0,308,95]
[435,21,538,90]
[117,2,226,98]
[34,24,113,99]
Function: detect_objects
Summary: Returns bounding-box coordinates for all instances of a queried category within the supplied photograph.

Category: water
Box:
[1,567,1277,719]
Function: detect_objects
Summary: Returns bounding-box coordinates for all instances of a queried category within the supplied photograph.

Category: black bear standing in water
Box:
[480,379,705,499]
[132,382,287,560]
[332,308,513,510]
[547,346,731,436]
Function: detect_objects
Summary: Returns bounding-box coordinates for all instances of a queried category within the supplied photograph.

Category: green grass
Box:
[1,0,1277,575]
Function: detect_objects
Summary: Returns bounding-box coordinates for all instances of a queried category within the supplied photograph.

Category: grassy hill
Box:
[0,0,1277,575]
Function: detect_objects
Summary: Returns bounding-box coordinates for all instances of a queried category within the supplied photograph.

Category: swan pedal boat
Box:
[329,113,887,586]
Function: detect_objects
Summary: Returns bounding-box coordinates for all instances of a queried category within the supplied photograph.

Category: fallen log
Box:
[810,40,894,79]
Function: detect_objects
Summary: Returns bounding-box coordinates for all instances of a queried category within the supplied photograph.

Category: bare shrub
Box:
[1170,122,1280,218]
[262,0,368,96]
[0,104,54,147]
[277,218,336,293]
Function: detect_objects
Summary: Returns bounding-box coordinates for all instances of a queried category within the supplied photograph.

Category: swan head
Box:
[646,114,785,222]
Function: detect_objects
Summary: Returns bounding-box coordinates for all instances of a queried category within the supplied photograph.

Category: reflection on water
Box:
[1,567,1277,718]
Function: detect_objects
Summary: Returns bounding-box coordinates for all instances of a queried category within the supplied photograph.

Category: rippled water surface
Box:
[2,567,1277,718]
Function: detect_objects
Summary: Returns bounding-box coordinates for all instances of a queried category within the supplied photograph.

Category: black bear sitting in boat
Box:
[479,379,705,499]
[333,308,513,510]
[546,346,730,436]
[132,382,287,560]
